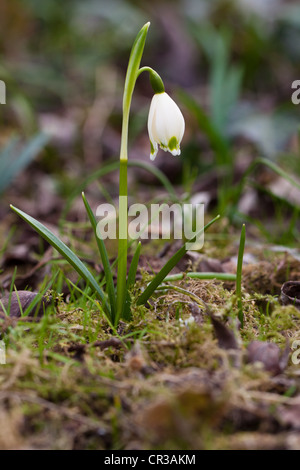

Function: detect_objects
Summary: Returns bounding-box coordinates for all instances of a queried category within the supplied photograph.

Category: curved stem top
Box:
[120,22,150,162]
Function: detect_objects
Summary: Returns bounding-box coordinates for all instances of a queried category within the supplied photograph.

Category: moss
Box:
[1,226,300,449]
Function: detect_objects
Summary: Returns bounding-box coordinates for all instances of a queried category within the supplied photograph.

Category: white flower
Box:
[147,92,185,160]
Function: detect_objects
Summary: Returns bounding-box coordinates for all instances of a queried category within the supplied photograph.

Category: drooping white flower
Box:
[147,92,185,160]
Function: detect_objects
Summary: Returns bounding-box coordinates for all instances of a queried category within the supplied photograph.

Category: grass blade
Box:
[81,192,116,323]
[10,204,111,319]
[137,214,220,306]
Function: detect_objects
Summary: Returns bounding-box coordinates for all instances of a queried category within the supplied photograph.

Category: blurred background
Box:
[0,0,300,249]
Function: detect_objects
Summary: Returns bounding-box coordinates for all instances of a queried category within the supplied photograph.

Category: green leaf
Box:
[82,192,117,323]
[123,22,150,112]
[10,205,111,319]
[137,215,220,306]
[164,272,236,282]
[122,290,132,323]
[127,241,141,288]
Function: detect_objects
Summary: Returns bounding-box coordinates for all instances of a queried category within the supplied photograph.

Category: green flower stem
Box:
[116,159,128,322]
[137,67,165,94]
[116,22,151,324]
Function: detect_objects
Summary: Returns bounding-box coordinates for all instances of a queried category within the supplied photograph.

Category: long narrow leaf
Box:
[123,22,150,112]
[164,272,236,282]
[10,205,111,319]
[137,215,220,305]
[127,241,141,288]
[82,192,116,323]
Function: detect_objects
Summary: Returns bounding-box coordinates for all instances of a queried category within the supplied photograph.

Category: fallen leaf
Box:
[0,291,52,318]
[210,314,239,350]
[247,341,290,375]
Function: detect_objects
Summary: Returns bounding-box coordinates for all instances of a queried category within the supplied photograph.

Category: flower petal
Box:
[147,92,185,159]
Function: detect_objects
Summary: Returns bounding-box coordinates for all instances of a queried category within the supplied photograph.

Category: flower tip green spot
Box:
[168,136,181,156]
